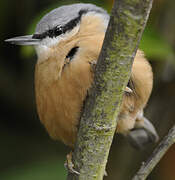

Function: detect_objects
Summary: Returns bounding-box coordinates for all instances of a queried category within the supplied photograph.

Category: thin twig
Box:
[132,125,175,180]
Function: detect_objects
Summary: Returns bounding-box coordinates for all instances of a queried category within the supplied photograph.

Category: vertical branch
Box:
[132,125,175,180]
[67,0,153,179]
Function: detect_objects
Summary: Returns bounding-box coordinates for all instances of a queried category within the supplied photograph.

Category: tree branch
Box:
[67,0,153,179]
[132,125,175,180]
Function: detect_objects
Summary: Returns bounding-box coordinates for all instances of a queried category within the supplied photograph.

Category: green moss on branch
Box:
[67,0,153,179]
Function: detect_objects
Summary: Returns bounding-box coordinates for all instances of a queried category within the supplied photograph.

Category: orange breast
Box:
[35,56,94,147]
[34,13,153,146]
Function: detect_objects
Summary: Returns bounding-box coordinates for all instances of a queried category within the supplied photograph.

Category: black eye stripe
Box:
[32,9,92,40]
[33,26,63,39]
[33,15,82,39]
[32,33,46,39]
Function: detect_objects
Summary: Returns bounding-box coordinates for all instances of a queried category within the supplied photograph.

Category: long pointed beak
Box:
[5,35,41,46]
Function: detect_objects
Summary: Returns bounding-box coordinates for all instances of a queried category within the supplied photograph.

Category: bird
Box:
[5,3,158,150]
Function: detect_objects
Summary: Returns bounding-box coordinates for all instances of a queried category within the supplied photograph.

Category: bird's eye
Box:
[54,26,63,36]
[47,26,63,38]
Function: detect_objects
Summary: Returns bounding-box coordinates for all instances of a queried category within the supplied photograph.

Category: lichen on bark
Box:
[67,0,153,180]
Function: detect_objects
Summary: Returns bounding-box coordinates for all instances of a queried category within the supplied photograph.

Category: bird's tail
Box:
[126,114,159,149]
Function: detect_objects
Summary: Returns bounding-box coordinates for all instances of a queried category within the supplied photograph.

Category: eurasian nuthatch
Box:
[5,3,158,149]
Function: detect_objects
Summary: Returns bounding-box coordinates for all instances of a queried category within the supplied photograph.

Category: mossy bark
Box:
[67,0,153,179]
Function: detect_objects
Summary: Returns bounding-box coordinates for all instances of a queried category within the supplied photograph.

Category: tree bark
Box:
[67,0,153,179]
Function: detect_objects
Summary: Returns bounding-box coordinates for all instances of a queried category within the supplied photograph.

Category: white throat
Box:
[35,24,80,63]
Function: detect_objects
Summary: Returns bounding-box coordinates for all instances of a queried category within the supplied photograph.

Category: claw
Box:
[104,170,108,176]
[89,60,97,72]
[125,87,133,93]
[64,152,80,175]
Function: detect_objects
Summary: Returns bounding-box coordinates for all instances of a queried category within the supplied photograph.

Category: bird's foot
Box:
[64,152,80,175]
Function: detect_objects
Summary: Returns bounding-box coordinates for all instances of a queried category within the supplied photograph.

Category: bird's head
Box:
[5,3,109,65]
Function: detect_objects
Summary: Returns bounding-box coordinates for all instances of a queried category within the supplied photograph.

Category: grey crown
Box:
[35,3,108,34]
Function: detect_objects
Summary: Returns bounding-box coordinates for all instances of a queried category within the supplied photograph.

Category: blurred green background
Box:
[1,0,175,179]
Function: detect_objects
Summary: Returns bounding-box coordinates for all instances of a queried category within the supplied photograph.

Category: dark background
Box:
[1,0,175,179]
